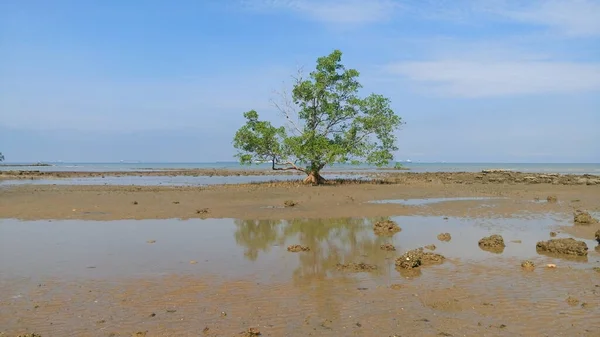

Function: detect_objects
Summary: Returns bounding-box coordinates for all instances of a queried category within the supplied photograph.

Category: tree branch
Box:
[272,159,306,174]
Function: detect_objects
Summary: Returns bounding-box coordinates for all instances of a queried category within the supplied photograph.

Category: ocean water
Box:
[1,162,599,175]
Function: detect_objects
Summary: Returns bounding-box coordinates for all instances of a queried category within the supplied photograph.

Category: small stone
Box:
[287,245,310,252]
[437,233,451,242]
[521,260,535,270]
[566,296,579,306]
[284,200,297,207]
[380,243,396,251]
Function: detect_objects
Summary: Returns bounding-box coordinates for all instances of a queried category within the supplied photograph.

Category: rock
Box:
[373,220,401,236]
[550,231,557,237]
[566,296,579,306]
[595,230,600,243]
[574,210,599,225]
[336,262,377,272]
[240,328,261,336]
[380,243,396,251]
[546,195,558,203]
[284,200,297,207]
[521,260,535,270]
[424,244,437,251]
[287,245,310,252]
[437,233,451,242]
[395,247,445,269]
[536,238,588,256]
[478,234,506,253]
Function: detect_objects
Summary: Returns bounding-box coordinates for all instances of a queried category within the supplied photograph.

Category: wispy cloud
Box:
[484,0,600,37]
[241,0,400,24]
[385,60,600,98]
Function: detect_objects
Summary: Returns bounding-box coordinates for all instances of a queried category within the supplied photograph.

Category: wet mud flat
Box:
[1,211,599,336]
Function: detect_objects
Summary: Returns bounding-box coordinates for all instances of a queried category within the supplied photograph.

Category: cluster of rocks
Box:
[385,171,600,186]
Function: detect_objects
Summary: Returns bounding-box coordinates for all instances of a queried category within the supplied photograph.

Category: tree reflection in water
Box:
[234,217,401,322]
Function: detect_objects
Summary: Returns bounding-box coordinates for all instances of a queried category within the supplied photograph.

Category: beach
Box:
[1,169,600,336]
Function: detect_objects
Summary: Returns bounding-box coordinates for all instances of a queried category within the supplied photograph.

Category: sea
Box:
[1,162,599,175]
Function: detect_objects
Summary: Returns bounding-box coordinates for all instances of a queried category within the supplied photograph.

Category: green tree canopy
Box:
[233,49,403,184]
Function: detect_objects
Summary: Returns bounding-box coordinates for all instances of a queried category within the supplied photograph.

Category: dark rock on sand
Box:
[380,243,396,251]
[284,200,297,207]
[574,210,599,225]
[478,234,506,253]
[521,260,535,270]
[395,247,445,269]
[595,229,600,243]
[373,220,401,236]
[287,245,310,252]
[437,233,451,242]
[536,238,588,256]
[336,262,377,272]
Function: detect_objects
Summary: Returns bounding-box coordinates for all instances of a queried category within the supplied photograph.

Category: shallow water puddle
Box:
[368,196,505,206]
[1,215,597,283]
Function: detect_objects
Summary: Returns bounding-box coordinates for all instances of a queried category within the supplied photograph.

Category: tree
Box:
[233,49,403,184]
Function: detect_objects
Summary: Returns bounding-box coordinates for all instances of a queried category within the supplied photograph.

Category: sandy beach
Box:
[1,171,600,336]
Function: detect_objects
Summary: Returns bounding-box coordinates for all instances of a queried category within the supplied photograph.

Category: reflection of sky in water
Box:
[1,215,597,284]
[0,173,367,187]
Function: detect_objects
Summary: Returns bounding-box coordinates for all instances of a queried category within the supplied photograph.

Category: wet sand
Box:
[1,173,600,336]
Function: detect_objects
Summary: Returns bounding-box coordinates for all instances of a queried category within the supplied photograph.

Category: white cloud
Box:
[385,60,600,97]
[242,0,400,24]
[486,0,600,37]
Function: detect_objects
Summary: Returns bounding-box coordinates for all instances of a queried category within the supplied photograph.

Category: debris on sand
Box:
[593,267,600,273]
[240,328,261,336]
[287,244,310,252]
[574,210,599,225]
[196,208,209,214]
[536,238,588,256]
[17,334,42,337]
[437,233,451,242]
[550,231,557,237]
[424,244,437,251]
[284,200,297,207]
[478,234,505,253]
[546,264,557,268]
[336,262,377,272]
[566,296,579,306]
[390,284,403,290]
[595,229,600,243]
[380,243,396,251]
[395,247,445,270]
[373,220,401,236]
[133,332,147,337]
[521,260,535,270]
[132,201,138,205]
[146,240,156,244]
[546,195,558,203]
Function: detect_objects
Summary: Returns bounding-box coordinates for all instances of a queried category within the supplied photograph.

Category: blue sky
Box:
[1,0,599,163]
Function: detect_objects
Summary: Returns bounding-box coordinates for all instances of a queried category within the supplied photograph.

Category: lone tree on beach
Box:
[233,49,403,184]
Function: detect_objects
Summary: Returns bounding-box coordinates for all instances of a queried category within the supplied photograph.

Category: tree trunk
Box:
[303,171,326,185]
